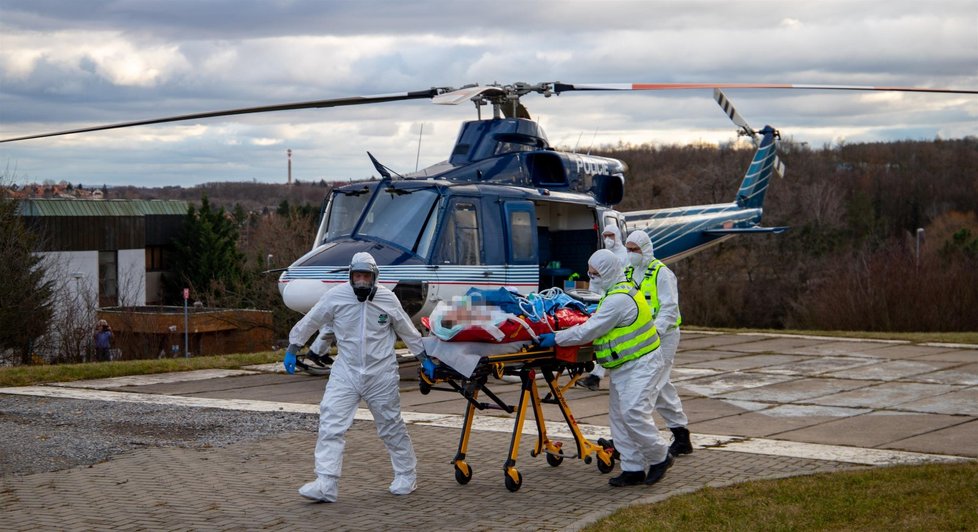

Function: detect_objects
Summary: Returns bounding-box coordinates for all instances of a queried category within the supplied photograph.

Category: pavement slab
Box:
[755,355,881,376]
[719,337,824,353]
[680,372,801,397]
[882,418,978,457]
[718,377,872,404]
[894,387,978,416]
[900,363,978,386]
[772,412,969,451]
[683,353,814,372]
[911,349,978,363]
[809,382,962,410]
[676,335,769,350]
[867,344,969,360]
[821,359,960,382]
[783,341,896,357]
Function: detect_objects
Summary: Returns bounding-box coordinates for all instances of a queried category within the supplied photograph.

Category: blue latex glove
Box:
[417,350,437,379]
[422,357,437,379]
[284,348,297,374]
[536,333,556,348]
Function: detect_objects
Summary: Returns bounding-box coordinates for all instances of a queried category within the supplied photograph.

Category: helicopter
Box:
[3,81,975,323]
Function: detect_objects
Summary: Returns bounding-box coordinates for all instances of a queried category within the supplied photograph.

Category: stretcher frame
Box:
[418,345,616,492]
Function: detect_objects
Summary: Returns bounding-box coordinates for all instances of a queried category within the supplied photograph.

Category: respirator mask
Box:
[349,261,378,302]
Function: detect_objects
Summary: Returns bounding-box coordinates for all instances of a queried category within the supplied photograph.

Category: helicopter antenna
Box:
[367,151,404,180]
[574,132,584,153]
[415,122,424,172]
[586,128,599,155]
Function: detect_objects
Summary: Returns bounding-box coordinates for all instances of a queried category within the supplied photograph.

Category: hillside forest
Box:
[114,138,978,337]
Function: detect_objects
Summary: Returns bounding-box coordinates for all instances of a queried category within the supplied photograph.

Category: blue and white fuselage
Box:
[278,119,786,323]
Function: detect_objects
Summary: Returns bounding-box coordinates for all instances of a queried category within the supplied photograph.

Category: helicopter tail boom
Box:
[735,125,781,210]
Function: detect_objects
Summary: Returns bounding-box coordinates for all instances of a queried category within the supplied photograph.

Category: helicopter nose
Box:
[280,278,336,314]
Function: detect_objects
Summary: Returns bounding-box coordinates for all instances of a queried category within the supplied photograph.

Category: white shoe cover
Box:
[389,473,417,495]
[298,476,338,502]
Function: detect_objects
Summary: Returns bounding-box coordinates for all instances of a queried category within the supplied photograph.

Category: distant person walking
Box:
[94,319,113,361]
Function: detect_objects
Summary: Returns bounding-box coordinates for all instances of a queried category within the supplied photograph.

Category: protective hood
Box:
[350,251,379,302]
[602,223,628,268]
[626,230,655,269]
[588,249,627,293]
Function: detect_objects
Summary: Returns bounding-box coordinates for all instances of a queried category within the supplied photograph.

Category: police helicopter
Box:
[3,81,975,323]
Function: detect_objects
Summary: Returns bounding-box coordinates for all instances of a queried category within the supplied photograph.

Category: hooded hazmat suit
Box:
[554,249,671,475]
[601,223,628,269]
[287,252,425,502]
[625,230,688,429]
[590,224,629,382]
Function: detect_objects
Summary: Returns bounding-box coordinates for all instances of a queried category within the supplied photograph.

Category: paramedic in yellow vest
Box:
[537,249,674,487]
[625,230,693,456]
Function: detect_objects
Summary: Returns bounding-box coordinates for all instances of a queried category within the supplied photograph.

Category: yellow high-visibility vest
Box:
[593,281,660,369]
[625,260,682,328]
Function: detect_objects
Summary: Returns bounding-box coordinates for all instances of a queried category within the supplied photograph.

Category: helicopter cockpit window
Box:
[493,134,543,156]
[323,191,371,242]
[439,201,482,265]
[358,188,439,252]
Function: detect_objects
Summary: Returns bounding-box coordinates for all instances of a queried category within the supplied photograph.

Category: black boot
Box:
[644,454,674,486]
[608,470,646,487]
[669,427,693,456]
[575,375,600,391]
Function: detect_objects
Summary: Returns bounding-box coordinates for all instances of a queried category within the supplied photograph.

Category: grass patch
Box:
[691,327,978,345]
[0,351,281,387]
[586,462,978,531]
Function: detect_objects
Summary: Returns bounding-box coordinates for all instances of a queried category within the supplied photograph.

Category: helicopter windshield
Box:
[322,189,371,242]
[358,188,439,254]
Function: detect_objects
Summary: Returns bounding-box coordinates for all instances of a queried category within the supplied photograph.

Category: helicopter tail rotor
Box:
[712,89,785,179]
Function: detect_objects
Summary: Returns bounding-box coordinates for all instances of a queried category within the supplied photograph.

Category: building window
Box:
[99,250,118,307]
[145,246,165,272]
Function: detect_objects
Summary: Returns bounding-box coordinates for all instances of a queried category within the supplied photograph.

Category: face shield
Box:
[349,252,379,302]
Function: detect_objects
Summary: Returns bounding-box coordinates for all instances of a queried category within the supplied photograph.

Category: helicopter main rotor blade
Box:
[1,88,447,143]
[552,82,978,95]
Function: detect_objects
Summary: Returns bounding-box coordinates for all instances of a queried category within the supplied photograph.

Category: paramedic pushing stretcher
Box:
[284,252,427,502]
[537,249,675,487]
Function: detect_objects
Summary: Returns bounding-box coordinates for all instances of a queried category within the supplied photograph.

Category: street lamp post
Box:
[916,228,925,268]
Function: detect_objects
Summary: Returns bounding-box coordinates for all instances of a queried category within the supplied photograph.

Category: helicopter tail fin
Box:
[735,126,783,209]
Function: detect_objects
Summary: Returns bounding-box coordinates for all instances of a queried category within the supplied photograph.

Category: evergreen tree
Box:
[0,195,54,364]
[166,195,245,306]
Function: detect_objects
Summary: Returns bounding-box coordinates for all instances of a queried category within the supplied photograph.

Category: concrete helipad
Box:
[1,332,975,530]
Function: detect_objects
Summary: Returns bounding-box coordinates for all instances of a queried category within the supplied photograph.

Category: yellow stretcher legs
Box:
[427,347,615,492]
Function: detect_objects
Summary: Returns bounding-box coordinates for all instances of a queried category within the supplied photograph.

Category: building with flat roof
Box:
[17,198,189,307]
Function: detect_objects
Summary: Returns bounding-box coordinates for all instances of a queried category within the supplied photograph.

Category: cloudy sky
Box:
[1,0,976,187]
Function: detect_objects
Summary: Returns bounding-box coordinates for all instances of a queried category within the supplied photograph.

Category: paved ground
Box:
[2,332,975,531]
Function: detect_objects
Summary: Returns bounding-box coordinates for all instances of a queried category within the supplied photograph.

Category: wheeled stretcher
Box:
[418,342,616,492]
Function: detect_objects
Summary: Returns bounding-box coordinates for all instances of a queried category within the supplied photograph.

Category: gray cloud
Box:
[1,0,975,186]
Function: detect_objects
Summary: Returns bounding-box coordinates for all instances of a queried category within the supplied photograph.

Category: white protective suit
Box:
[626,230,688,428]
[289,252,425,502]
[591,224,628,381]
[602,223,629,270]
[554,249,670,472]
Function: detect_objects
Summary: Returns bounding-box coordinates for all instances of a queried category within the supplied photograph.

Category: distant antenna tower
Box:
[287,149,292,185]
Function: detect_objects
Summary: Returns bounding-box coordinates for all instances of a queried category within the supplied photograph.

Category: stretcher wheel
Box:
[546,448,564,467]
[504,469,523,492]
[597,454,615,474]
[454,462,473,485]
[419,379,431,395]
